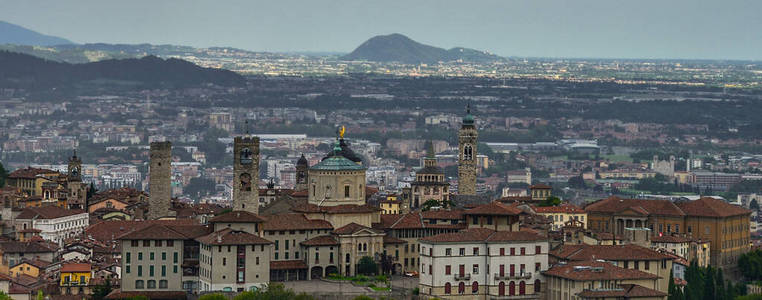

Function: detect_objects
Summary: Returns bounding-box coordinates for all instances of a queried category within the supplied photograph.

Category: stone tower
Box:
[295,154,309,192]
[148,141,172,219]
[458,104,478,195]
[233,136,260,214]
[66,150,85,209]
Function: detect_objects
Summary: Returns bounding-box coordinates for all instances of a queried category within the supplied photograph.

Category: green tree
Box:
[0,291,13,300]
[232,283,314,300]
[684,260,704,300]
[87,182,97,199]
[668,269,685,300]
[199,294,228,300]
[92,278,113,300]
[537,196,561,207]
[357,256,378,275]
[353,296,374,300]
[702,266,716,300]
[0,162,7,188]
[421,199,452,211]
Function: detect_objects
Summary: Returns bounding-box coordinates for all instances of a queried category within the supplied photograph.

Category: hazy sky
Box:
[1,0,760,60]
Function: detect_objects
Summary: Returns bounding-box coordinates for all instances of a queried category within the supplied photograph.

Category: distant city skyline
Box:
[1,0,760,60]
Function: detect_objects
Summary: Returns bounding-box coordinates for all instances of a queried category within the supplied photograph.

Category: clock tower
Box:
[67,150,86,209]
[458,104,478,195]
[233,135,260,214]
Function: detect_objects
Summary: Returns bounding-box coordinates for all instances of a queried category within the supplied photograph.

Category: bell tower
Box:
[148,141,173,219]
[233,135,260,214]
[295,154,309,192]
[67,150,85,209]
[458,104,478,195]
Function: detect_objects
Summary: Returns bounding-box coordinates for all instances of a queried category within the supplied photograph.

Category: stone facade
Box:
[652,155,675,178]
[458,107,478,196]
[148,141,172,219]
[66,152,86,209]
[233,136,261,214]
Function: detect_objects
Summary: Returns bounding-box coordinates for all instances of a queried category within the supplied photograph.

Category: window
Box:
[159,280,168,289]
[472,216,478,225]
[162,265,166,277]
[458,282,465,294]
[535,262,541,272]
[138,252,143,261]
[472,281,479,294]
[459,248,465,256]
[143,240,150,247]
[624,261,629,268]
[150,252,154,260]
[167,240,174,247]
[446,248,452,256]
[135,280,144,289]
[473,247,479,255]
[444,282,451,294]
[445,265,451,275]
[634,261,639,270]
[223,258,227,266]
[131,240,139,247]
[487,216,493,225]
[520,247,526,255]
[126,253,131,264]
[500,248,505,256]
[687,225,692,233]
[473,264,479,274]
[676,224,680,233]
[510,248,515,256]
[162,252,166,260]
[126,266,130,274]
[147,280,156,289]
[174,252,178,263]
[535,245,541,254]
[173,265,178,273]
[156,240,162,247]
[150,266,154,276]
[345,186,350,198]
[645,261,650,270]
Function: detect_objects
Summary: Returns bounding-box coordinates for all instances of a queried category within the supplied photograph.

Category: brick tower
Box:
[148,141,172,219]
[233,136,260,214]
[66,150,86,209]
[458,104,478,195]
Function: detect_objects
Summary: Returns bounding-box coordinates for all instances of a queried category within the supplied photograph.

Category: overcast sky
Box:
[1,0,760,60]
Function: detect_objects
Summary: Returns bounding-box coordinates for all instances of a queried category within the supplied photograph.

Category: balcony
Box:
[61,280,87,286]
[494,272,531,280]
[454,273,471,281]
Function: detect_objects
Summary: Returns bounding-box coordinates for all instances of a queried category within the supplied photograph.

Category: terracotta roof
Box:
[534,203,585,214]
[85,219,200,243]
[543,261,659,281]
[551,244,672,261]
[61,263,91,273]
[106,289,187,300]
[17,206,86,219]
[0,241,57,253]
[651,235,692,243]
[530,184,552,189]
[334,222,382,235]
[301,235,339,246]
[383,235,407,244]
[464,201,522,216]
[420,228,545,243]
[12,259,51,269]
[196,228,272,245]
[208,210,266,223]
[118,223,211,240]
[89,187,146,204]
[585,196,685,217]
[577,284,667,298]
[8,167,59,179]
[677,197,751,218]
[291,203,381,214]
[421,209,464,220]
[261,213,333,231]
[270,260,308,270]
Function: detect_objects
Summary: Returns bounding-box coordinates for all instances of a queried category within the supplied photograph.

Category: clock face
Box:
[240,148,253,164]
[71,167,79,177]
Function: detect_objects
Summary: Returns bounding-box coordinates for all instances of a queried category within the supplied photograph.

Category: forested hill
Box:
[0,51,246,88]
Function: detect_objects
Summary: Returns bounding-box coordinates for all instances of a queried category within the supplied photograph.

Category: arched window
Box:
[345,253,350,263]
[135,280,144,289]
[358,244,362,251]
[458,282,465,294]
[519,281,526,295]
[363,243,367,252]
[147,280,156,289]
[472,281,478,294]
[509,281,516,296]
[444,282,451,294]
[534,279,541,293]
[464,144,473,160]
[498,282,505,296]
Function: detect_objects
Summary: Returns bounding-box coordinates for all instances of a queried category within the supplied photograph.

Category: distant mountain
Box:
[0,21,73,46]
[341,33,503,64]
[0,51,246,88]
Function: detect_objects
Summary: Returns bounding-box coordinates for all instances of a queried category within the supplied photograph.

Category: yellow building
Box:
[534,203,587,230]
[598,170,656,179]
[380,195,401,214]
[7,167,61,197]
[9,259,49,278]
[60,263,92,295]
[530,184,552,201]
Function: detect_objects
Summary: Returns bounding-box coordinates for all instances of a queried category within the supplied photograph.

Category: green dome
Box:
[311,156,365,171]
[463,113,475,125]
